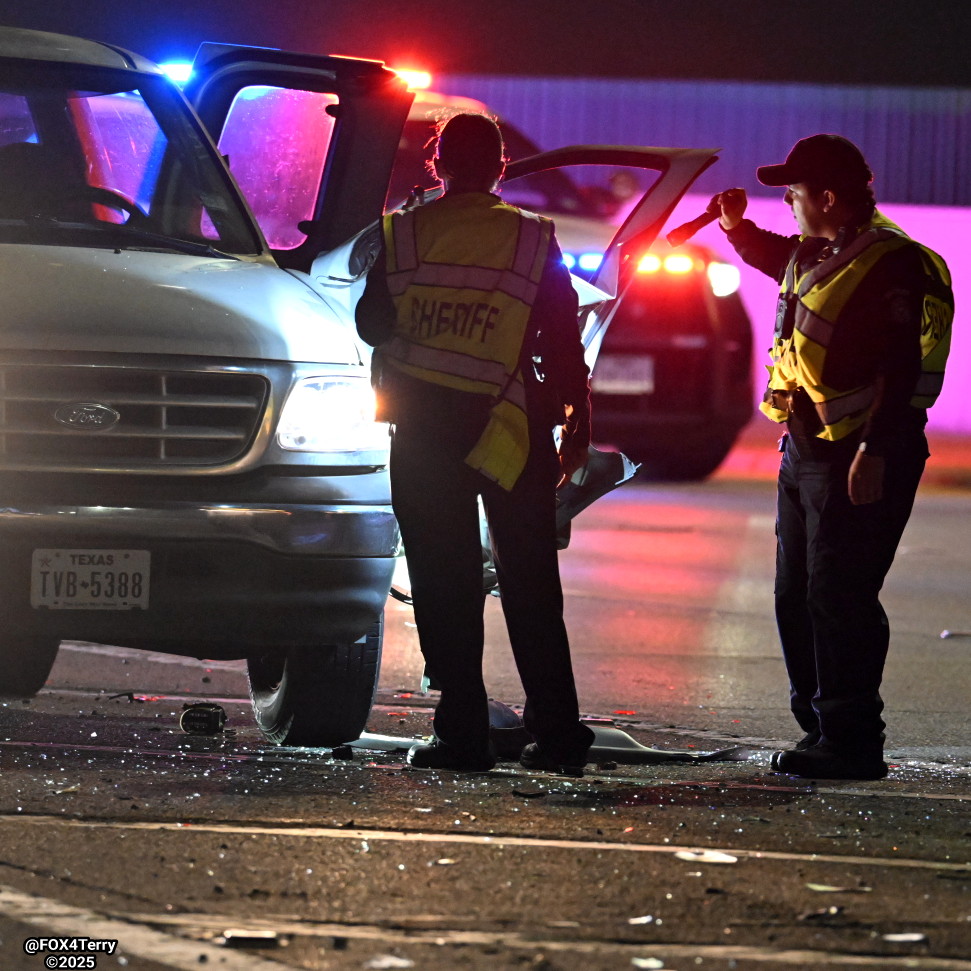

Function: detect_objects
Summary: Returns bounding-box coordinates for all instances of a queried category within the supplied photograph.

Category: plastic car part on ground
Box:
[348,699,749,765]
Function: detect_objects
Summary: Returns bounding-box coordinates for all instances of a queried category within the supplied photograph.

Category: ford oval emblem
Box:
[54,401,121,430]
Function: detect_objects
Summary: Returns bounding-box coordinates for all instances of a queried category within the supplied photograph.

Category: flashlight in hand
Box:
[666,199,722,247]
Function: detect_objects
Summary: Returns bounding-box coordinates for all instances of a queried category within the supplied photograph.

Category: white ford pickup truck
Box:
[0,26,718,746]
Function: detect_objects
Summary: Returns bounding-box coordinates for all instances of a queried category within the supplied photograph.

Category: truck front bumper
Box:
[0,501,400,658]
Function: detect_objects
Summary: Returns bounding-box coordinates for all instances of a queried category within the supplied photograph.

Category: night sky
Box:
[1,0,968,87]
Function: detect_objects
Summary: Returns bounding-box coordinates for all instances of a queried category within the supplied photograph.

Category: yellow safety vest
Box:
[760,210,953,440]
[381,193,553,490]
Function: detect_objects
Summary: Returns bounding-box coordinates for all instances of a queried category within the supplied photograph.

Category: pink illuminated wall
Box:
[669,193,969,433]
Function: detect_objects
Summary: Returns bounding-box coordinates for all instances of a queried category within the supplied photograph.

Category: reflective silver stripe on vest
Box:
[796,226,903,296]
[496,374,527,410]
[387,262,540,304]
[386,204,548,299]
[794,306,834,347]
[513,212,544,278]
[789,227,906,349]
[384,335,527,408]
[391,212,419,272]
[814,383,877,425]
[914,371,945,397]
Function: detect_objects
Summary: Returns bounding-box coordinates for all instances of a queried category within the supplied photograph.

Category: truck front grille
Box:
[0,365,268,470]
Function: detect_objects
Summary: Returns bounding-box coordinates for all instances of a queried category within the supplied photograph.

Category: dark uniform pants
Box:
[390,418,593,763]
[774,431,927,751]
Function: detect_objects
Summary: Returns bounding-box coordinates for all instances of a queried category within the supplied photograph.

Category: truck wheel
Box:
[246,613,383,747]
[0,635,59,698]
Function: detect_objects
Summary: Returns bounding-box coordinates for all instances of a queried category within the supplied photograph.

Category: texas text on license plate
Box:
[31,549,150,610]
[591,354,655,394]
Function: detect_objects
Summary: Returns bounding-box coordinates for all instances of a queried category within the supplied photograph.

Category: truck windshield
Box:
[0,65,261,255]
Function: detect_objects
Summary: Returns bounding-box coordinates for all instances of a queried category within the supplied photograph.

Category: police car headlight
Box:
[707,261,741,296]
[277,376,388,453]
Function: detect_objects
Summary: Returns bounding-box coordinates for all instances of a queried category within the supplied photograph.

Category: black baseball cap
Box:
[756,134,873,188]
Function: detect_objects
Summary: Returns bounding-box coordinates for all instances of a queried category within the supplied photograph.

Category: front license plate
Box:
[31,549,150,610]
[591,354,655,394]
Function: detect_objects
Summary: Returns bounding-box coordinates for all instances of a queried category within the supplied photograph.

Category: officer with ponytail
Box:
[356,113,594,774]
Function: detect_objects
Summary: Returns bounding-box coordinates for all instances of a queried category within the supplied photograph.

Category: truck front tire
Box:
[0,635,60,698]
[246,613,383,747]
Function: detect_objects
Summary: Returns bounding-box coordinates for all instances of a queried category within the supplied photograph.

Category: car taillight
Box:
[636,253,699,274]
[634,251,741,297]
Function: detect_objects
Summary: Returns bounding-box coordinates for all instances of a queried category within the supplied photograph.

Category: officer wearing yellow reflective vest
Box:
[356,112,595,774]
[379,175,555,491]
[713,134,954,781]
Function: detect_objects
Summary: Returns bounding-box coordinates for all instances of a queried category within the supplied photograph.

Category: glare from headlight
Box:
[277,377,389,452]
[707,261,741,297]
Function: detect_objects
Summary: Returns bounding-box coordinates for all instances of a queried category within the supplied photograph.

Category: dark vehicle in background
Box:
[393,93,754,480]
[589,239,752,480]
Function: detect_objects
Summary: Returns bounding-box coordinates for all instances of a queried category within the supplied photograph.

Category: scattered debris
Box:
[364,956,414,970]
[628,914,656,925]
[631,959,666,970]
[799,905,844,921]
[218,928,280,948]
[674,850,738,864]
[882,932,928,943]
[179,702,227,736]
[806,883,872,893]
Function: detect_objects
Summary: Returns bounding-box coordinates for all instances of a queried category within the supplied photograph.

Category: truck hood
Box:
[0,244,362,363]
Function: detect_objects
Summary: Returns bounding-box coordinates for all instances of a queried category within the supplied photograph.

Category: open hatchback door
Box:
[503,145,720,364]
[502,145,721,531]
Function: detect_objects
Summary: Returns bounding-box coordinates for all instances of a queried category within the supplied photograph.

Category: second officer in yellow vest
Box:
[356,112,594,773]
[712,134,953,780]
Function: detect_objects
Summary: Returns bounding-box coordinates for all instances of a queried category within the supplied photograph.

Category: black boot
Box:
[770,743,887,780]
[407,739,496,772]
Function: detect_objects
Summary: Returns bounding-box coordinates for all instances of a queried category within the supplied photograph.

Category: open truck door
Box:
[184,42,415,272]
[178,43,418,746]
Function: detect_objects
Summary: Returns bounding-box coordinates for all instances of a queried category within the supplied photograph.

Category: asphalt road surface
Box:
[1,429,969,970]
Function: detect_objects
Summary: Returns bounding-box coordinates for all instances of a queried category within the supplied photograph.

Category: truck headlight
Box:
[277,376,389,453]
